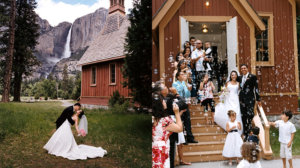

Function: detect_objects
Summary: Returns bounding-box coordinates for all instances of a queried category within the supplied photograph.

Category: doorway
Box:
[180,16,238,91]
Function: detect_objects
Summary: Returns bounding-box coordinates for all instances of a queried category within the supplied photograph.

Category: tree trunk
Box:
[1,0,16,102]
[13,71,22,102]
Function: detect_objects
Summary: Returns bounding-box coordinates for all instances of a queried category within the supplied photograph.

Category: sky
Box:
[35,0,133,26]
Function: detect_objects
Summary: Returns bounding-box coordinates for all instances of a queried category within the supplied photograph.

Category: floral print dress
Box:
[152,116,174,168]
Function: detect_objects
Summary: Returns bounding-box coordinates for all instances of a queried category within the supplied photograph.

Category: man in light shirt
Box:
[191,40,209,93]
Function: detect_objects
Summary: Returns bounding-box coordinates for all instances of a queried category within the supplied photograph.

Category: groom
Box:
[238,64,261,141]
[55,103,83,129]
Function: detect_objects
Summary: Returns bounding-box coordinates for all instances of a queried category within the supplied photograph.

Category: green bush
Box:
[108,91,125,107]
[111,100,130,114]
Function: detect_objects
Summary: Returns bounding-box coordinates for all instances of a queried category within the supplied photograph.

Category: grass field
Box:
[270,127,300,157]
[0,101,151,168]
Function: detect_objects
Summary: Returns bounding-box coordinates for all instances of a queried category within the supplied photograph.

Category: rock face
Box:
[33,8,108,79]
[70,8,108,54]
[34,21,72,77]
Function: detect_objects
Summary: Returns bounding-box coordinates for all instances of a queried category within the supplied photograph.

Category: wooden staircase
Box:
[178,101,273,163]
[181,104,227,162]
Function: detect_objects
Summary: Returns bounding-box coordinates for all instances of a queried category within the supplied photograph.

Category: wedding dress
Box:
[43,118,107,160]
[214,82,243,135]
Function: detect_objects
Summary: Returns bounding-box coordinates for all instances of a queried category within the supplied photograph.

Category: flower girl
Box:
[222,110,243,165]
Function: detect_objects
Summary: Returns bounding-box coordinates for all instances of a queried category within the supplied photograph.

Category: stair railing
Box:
[253,103,273,159]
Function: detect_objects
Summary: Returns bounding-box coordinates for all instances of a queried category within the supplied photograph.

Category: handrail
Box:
[253,104,273,159]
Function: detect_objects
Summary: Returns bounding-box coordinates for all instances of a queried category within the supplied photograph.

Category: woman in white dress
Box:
[44,110,107,160]
[214,70,243,135]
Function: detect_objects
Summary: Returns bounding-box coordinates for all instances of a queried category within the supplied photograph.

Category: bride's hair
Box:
[227,110,236,117]
[229,71,238,81]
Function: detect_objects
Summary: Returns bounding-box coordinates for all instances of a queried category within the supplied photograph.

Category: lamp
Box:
[205,1,210,7]
[202,24,208,33]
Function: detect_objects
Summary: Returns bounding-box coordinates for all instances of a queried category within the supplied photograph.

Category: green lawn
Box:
[270,127,300,157]
[0,102,151,168]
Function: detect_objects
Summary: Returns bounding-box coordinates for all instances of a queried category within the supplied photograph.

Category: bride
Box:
[44,110,107,160]
[214,70,243,135]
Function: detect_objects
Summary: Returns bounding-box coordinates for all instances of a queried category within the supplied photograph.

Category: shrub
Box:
[108,91,125,107]
[111,100,130,114]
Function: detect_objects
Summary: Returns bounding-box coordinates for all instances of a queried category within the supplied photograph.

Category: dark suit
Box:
[55,106,75,129]
[238,73,260,139]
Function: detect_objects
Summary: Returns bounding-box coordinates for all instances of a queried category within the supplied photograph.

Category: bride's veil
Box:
[226,67,240,83]
[78,115,88,134]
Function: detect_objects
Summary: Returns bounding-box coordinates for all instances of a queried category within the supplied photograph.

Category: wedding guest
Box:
[175,52,184,62]
[204,42,213,79]
[184,41,191,50]
[191,40,208,95]
[247,126,260,145]
[269,110,296,168]
[222,110,243,166]
[190,37,196,51]
[172,71,197,143]
[152,90,183,168]
[183,47,191,59]
[237,142,262,168]
[199,73,215,124]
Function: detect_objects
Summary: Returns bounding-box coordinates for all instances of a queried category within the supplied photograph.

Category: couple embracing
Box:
[214,64,261,140]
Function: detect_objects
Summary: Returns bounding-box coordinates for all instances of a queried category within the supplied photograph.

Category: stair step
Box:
[182,150,225,162]
[182,142,225,152]
[190,111,213,117]
[191,125,225,133]
[191,117,213,125]
[193,133,227,142]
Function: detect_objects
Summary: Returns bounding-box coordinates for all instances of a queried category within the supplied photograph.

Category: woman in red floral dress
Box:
[152,90,183,168]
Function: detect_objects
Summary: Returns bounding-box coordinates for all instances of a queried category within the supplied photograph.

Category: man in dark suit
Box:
[55,103,82,129]
[238,64,261,141]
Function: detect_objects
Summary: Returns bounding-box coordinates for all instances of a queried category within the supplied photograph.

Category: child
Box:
[237,142,262,168]
[199,73,215,124]
[222,110,243,165]
[269,110,296,168]
[247,126,260,145]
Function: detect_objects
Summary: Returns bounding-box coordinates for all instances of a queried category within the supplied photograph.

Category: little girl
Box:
[199,73,215,124]
[222,110,243,165]
[237,142,262,168]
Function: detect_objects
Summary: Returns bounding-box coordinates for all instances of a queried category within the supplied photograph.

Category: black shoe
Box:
[187,140,198,143]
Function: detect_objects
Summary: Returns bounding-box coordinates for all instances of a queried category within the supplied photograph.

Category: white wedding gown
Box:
[43,119,107,160]
[214,82,243,135]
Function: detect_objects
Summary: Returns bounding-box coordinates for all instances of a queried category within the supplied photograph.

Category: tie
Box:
[242,75,246,87]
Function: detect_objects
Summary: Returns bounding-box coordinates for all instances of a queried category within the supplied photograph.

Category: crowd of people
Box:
[152,36,296,168]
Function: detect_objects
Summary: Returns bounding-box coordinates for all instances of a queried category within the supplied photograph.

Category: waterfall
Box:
[62,25,72,59]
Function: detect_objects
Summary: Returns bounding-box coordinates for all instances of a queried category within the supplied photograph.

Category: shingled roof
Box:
[78,12,129,66]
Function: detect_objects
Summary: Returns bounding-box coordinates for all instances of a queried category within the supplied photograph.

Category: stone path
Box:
[60,100,73,107]
[177,158,300,168]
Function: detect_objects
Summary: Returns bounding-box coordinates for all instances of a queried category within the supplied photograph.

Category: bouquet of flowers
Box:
[218,86,229,103]
[78,129,86,137]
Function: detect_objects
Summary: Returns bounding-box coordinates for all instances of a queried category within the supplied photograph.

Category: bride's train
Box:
[44,120,107,160]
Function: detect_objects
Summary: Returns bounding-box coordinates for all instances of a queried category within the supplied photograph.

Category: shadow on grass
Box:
[0,102,151,168]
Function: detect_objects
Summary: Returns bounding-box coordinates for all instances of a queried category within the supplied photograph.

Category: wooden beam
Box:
[182,16,232,22]
[152,0,176,30]
[239,0,266,31]
[288,0,299,93]
[229,0,256,74]
[260,92,298,96]
[158,0,185,78]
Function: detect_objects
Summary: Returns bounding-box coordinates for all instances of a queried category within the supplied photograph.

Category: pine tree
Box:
[1,0,16,102]
[122,0,151,108]
[62,64,69,92]
[12,0,40,101]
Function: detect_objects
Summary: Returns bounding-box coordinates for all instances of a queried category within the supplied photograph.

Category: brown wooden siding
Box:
[80,59,130,105]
